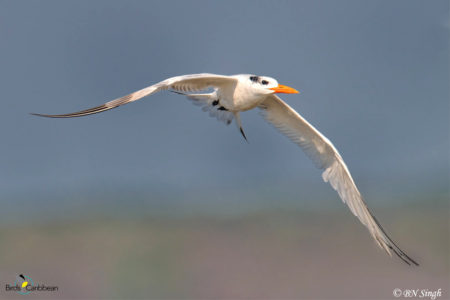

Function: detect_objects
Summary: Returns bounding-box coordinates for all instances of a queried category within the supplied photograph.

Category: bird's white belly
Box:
[219,84,265,112]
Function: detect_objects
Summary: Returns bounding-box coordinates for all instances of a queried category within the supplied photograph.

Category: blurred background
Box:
[0,0,448,299]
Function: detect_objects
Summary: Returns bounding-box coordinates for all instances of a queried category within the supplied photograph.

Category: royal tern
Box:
[32,73,418,265]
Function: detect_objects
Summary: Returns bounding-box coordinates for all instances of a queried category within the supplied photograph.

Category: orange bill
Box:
[269,84,299,94]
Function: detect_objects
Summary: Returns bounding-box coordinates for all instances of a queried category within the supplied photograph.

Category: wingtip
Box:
[373,217,420,266]
[30,112,59,118]
[30,112,46,117]
[391,247,419,266]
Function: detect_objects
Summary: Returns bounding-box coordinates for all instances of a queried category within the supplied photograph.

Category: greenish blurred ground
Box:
[0,193,448,299]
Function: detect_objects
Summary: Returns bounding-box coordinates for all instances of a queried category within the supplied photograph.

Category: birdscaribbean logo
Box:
[5,274,58,295]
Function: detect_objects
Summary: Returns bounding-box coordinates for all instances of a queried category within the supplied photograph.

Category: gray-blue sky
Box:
[0,0,448,220]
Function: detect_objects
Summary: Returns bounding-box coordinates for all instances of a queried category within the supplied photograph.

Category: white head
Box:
[240,74,299,96]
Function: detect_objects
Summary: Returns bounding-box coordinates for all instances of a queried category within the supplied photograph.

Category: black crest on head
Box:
[249,76,259,82]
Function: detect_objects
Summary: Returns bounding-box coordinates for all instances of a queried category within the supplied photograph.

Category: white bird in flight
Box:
[32,73,418,265]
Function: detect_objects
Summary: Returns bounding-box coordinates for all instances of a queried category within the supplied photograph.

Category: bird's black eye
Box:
[250,76,259,82]
[261,80,269,85]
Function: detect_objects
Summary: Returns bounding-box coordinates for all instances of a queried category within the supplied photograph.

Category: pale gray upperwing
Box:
[259,94,418,265]
[31,74,237,118]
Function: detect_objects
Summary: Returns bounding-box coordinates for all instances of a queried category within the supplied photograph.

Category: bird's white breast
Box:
[220,81,266,112]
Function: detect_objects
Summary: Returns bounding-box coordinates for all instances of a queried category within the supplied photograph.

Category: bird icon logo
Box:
[14,274,33,295]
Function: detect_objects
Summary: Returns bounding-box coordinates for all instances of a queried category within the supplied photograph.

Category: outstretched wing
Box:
[31,74,237,118]
[259,94,418,265]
